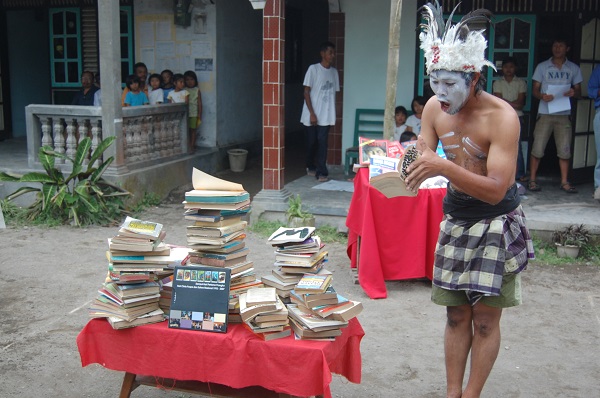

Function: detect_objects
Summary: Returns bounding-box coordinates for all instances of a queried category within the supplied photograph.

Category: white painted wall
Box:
[134,0,218,147]
[340,0,418,151]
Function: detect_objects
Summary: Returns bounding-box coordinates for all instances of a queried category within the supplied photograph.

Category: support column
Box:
[328,12,345,166]
[98,0,126,172]
[251,0,291,224]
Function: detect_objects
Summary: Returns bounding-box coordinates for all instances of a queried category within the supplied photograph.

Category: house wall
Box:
[340,0,418,151]
[215,0,262,148]
[7,10,51,137]
[133,0,218,147]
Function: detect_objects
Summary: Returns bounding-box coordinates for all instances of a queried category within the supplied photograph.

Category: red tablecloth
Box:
[77,318,364,398]
[346,168,446,299]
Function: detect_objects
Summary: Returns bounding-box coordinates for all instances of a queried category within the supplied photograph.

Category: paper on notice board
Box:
[546,84,572,114]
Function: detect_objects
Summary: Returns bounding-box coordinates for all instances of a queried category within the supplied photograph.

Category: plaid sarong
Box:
[433,205,535,305]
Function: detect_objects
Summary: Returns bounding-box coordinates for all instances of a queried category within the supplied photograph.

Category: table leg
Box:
[119,372,139,398]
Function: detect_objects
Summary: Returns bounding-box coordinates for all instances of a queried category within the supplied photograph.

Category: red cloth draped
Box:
[346,168,446,299]
[77,318,364,398]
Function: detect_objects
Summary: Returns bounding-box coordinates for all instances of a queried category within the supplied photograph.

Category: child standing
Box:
[161,69,175,104]
[184,70,203,152]
[148,73,164,105]
[392,105,409,141]
[123,74,149,107]
[406,96,426,135]
[167,73,189,104]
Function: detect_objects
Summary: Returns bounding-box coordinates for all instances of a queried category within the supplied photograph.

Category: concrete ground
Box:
[1,200,599,397]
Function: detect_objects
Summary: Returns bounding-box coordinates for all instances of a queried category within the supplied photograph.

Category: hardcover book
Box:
[169,265,231,333]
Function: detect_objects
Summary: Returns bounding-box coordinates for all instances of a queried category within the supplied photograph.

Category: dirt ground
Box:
[1,202,599,398]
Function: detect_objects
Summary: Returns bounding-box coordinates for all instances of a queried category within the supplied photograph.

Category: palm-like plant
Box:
[0,136,130,226]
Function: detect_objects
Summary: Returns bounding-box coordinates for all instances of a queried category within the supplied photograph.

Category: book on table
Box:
[245,325,292,341]
[117,216,164,240]
[253,306,288,323]
[229,279,264,297]
[286,304,348,332]
[187,231,246,245]
[274,250,328,267]
[185,189,250,203]
[312,296,354,318]
[88,296,160,322]
[186,220,247,238]
[328,300,364,322]
[288,317,342,340]
[107,247,191,266]
[183,199,251,211]
[271,268,304,283]
[267,227,316,244]
[169,265,231,333]
[274,236,322,253]
[245,287,277,306]
[279,259,327,275]
[108,234,167,252]
[189,240,246,254]
[104,281,160,298]
[294,272,333,294]
[108,242,171,257]
[260,274,298,291]
[238,292,283,322]
[190,216,244,228]
[368,155,400,180]
[183,206,251,222]
[190,254,249,268]
[107,309,165,330]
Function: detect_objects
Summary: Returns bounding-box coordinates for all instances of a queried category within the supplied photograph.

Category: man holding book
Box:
[404,4,534,398]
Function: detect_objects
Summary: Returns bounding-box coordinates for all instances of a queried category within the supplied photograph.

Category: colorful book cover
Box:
[359,137,388,165]
[169,265,231,333]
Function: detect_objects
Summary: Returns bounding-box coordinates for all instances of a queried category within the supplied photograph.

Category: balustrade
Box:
[26,103,188,172]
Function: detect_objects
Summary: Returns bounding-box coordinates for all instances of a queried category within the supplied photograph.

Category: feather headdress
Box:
[419,1,495,74]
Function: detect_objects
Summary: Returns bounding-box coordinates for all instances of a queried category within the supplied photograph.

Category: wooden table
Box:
[77,318,364,398]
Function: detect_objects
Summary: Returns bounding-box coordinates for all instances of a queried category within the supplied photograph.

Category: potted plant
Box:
[552,224,591,258]
[286,194,315,228]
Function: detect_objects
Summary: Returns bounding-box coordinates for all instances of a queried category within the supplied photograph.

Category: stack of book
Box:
[89,217,190,329]
[88,281,164,329]
[239,287,291,341]
[182,168,261,322]
[261,227,328,300]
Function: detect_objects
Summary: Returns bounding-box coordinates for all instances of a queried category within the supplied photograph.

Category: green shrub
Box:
[0,136,130,226]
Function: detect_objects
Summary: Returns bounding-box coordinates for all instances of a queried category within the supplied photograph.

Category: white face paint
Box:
[429,70,471,115]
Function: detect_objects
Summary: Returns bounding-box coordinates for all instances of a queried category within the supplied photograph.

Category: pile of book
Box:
[183,168,263,323]
[88,217,189,329]
[289,272,363,330]
[239,287,291,341]
[261,226,328,300]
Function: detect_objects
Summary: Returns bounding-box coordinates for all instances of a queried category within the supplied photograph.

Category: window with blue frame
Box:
[50,8,81,87]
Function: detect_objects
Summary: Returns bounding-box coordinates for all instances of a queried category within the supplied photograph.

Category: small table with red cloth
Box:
[76,318,364,398]
[346,168,446,299]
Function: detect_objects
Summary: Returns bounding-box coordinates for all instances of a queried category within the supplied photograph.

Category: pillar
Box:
[328,12,345,166]
[97,0,125,170]
[262,0,285,190]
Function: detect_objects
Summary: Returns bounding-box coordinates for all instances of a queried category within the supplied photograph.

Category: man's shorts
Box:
[531,114,572,159]
[431,273,522,308]
[188,117,201,129]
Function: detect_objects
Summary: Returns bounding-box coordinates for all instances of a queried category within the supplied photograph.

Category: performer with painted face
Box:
[405,3,535,397]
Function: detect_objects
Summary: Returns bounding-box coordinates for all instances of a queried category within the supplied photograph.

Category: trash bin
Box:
[227,149,248,172]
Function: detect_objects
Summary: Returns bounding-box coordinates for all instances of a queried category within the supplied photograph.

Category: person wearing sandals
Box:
[406,5,534,397]
[528,39,582,193]
[300,41,340,182]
